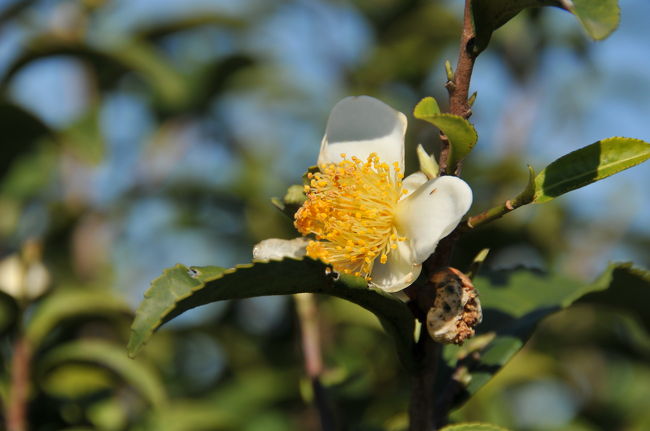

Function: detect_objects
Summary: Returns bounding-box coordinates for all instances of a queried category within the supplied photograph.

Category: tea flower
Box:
[254,96,472,292]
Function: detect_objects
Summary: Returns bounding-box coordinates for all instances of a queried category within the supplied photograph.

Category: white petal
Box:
[369,241,422,292]
[0,255,22,298]
[395,176,472,264]
[318,96,406,169]
[253,238,310,261]
[400,171,428,199]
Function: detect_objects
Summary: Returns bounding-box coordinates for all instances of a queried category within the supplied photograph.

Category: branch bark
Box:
[409,0,479,429]
[438,0,478,175]
[7,337,31,431]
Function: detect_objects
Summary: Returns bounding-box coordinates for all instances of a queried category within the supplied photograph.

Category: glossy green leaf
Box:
[471,0,620,54]
[533,137,650,203]
[440,423,510,431]
[25,289,131,348]
[414,97,478,172]
[40,340,166,406]
[128,258,415,369]
[436,262,645,410]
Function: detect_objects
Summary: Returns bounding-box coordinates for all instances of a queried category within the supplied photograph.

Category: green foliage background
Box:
[0,0,648,430]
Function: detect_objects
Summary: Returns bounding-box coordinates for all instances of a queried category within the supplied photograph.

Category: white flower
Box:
[0,253,50,301]
[255,96,472,292]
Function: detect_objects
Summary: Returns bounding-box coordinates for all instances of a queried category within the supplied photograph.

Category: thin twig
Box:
[410,0,479,429]
[438,0,478,175]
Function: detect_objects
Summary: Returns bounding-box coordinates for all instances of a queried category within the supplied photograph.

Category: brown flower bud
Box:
[426,267,482,344]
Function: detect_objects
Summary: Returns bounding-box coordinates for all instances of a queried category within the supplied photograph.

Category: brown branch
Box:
[438,0,478,175]
[409,0,479,429]
[408,334,442,431]
[294,293,337,431]
[7,337,31,431]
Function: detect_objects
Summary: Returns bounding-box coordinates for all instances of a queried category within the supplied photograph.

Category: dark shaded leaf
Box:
[471,0,620,54]
[436,262,647,410]
[128,258,415,370]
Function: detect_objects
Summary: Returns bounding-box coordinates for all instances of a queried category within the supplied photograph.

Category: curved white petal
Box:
[253,237,310,261]
[395,176,472,264]
[369,241,422,292]
[318,96,406,169]
[400,171,428,199]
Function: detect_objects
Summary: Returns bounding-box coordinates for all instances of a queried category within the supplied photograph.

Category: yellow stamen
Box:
[294,154,405,279]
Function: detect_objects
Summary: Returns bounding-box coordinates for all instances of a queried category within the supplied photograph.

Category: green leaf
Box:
[414,97,478,172]
[128,259,415,370]
[578,263,650,331]
[0,103,52,181]
[512,165,536,207]
[25,289,131,348]
[567,0,620,40]
[533,137,650,203]
[437,263,644,410]
[440,423,510,431]
[40,340,167,406]
[470,0,620,54]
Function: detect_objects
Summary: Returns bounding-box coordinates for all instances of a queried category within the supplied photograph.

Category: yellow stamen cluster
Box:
[294,153,407,279]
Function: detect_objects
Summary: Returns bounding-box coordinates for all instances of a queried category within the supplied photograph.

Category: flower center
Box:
[294,153,407,279]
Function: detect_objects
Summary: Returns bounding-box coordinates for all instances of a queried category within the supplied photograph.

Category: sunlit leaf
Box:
[128,258,415,370]
[567,0,620,40]
[25,289,131,348]
[533,137,650,203]
[471,0,620,54]
[578,263,650,331]
[437,262,646,410]
[40,340,167,406]
[414,97,478,172]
